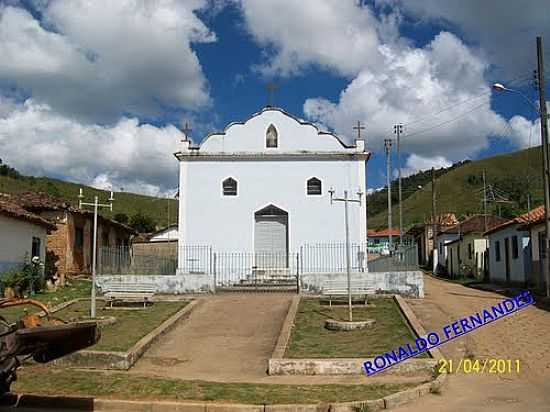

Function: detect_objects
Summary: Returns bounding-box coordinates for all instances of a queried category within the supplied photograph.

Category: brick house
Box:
[6,192,136,284]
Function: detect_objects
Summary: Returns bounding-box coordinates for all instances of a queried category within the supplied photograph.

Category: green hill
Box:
[0,171,177,230]
[368,146,544,230]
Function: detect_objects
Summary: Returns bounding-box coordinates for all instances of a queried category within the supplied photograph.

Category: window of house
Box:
[266,124,278,148]
[306,177,322,195]
[374,238,380,244]
[512,235,519,259]
[31,237,41,259]
[439,242,443,254]
[74,226,84,250]
[468,243,473,260]
[495,240,501,262]
[222,177,238,196]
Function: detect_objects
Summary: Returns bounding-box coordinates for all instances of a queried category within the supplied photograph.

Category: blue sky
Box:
[0,0,548,195]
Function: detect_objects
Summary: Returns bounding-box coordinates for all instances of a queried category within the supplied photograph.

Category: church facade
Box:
[174,107,370,275]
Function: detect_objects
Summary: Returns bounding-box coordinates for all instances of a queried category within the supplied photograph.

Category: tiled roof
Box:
[3,192,137,234]
[368,228,401,237]
[0,194,56,230]
[484,206,546,235]
[441,215,508,235]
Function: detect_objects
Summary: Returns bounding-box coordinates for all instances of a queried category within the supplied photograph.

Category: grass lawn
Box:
[286,298,428,358]
[54,300,187,351]
[0,279,91,323]
[13,367,419,404]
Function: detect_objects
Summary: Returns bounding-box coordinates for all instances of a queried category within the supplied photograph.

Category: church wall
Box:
[200,109,352,154]
[179,158,366,253]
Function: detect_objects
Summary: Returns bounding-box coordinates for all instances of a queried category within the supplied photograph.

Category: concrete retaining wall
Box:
[300,271,424,298]
[97,274,213,294]
[269,357,436,376]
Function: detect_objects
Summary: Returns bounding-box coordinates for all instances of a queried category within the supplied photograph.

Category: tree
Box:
[129,211,156,233]
[113,213,129,224]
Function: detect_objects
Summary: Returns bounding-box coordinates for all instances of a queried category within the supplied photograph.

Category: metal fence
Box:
[367,244,418,272]
[99,245,211,276]
[300,242,367,273]
[98,242,417,278]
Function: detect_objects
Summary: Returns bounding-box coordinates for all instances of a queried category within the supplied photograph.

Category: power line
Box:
[405,99,492,139]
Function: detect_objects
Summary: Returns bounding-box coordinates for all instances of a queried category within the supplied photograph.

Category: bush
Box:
[0,262,44,296]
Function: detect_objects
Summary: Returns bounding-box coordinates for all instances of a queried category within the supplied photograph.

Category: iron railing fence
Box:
[99,245,212,276]
[367,244,418,272]
[214,252,299,288]
[300,242,367,273]
[98,242,417,277]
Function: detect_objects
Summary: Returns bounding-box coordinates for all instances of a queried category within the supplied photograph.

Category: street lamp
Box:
[329,187,364,322]
[492,83,541,114]
[78,188,114,318]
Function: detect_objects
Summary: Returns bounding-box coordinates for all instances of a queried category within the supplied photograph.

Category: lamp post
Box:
[78,188,114,318]
[329,187,364,322]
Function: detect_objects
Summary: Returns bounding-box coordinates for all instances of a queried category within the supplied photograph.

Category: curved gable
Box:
[198,107,356,154]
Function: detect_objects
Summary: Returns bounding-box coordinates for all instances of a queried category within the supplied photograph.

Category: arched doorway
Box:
[254,204,288,268]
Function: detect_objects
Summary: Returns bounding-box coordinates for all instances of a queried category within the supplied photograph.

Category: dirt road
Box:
[395,275,550,412]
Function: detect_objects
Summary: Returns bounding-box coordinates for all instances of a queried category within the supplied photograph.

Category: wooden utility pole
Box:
[536,36,550,298]
[431,167,438,273]
[482,170,488,233]
[394,124,404,244]
[384,139,393,251]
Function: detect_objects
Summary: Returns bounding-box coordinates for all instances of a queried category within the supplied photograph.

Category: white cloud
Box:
[304,32,507,159]
[381,0,550,78]
[0,97,181,195]
[0,1,214,122]
[507,115,540,149]
[401,154,452,177]
[235,0,387,77]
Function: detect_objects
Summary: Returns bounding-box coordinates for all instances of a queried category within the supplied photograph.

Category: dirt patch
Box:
[393,275,550,412]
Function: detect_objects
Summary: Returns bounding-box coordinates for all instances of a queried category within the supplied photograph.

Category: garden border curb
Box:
[2,374,447,412]
[54,298,202,370]
[268,295,440,376]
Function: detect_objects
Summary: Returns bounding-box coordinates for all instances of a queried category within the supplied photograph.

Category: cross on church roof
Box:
[181,121,192,141]
[353,120,365,140]
[266,82,278,107]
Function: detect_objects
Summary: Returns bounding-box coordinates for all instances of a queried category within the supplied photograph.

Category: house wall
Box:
[150,228,178,242]
[132,241,177,257]
[487,224,529,284]
[436,233,459,272]
[43,210,132,280]
[459,234,488,278]
[0,215,48,273]
[529,223,547,290]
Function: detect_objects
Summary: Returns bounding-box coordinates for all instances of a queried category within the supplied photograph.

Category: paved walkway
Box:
[394,274,550,412]
[132,294,293,381]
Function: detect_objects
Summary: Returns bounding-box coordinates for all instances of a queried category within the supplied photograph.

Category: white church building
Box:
[174,107,370,284]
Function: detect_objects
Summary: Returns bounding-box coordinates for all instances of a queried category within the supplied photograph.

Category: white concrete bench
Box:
[101,282,157,308]
[321,280,376,307]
